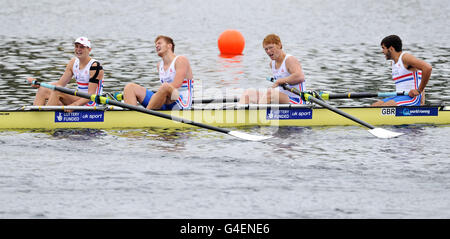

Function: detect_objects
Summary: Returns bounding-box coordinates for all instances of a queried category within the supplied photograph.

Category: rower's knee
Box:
[384,100,397,106]
[55,91,68,99]
[421,93,426,105]
[266,90,273,102]
[241,89,253,96]
[157,83,178,101]
[36,86,51,97]
[158,83,173,95]
[371,100,383,106]
[159,83,171,91]
[239,90,251,104]
[124,83,139,93]
[266,89,279,103]
[372,100,396,107]
[240,89,261,104]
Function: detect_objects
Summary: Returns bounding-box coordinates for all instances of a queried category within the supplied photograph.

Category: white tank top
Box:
[391,52,422,92]
[272,54,306,103]
[159,56,193,109]
[72,57,103,95]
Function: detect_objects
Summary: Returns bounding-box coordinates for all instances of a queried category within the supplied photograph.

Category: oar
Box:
[108,90,404,104]
[320,91,408,100]
[267,78,403,138]
[105,92,239,104]
[192,97,239,104]
[192,92,406,103]
[33,81,272,141]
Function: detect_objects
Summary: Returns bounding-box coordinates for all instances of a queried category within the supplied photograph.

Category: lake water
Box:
[0,0,449,219]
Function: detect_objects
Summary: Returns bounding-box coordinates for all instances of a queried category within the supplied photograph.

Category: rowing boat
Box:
[1,104,449,130]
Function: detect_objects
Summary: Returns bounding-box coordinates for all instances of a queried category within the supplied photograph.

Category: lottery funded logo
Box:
[55,111,104,123]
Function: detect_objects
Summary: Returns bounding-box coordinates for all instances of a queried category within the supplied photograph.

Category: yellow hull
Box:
[0,105,449,129]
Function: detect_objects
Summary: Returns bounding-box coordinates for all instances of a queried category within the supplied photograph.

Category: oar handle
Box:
[266,77,407,100]
[266,77,317,101]
[192,97,239,104]
[324,91,407,100]
[31,80,41,87]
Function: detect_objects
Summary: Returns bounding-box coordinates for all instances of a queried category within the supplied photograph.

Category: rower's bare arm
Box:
[27,59,74,88]
[403,53,432,92]
[274,57,305,87]
[55,58,76,87]
[171,56,190,89]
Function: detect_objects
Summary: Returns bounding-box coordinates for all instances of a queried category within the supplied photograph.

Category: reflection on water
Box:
[51,128,107,140]
[108,127,195,141]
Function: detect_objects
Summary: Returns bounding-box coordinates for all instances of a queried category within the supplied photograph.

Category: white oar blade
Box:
[368,128,404,139]
[228,131,273,141]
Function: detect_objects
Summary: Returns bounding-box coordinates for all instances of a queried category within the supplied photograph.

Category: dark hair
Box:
[381,35,402,52]
[155,35,175,52]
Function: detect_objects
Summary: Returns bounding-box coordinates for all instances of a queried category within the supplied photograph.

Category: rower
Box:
[27,37,104,109]
[118,35,194,110]
[372,35,432,106]
[239,34,307,104]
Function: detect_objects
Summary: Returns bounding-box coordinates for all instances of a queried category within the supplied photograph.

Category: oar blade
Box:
[368,128,404,139]
[228,131,273,141]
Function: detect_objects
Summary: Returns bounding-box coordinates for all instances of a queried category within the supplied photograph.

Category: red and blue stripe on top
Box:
[385,52,422,106]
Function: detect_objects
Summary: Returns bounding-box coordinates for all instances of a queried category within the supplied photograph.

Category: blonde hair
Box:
[262,34,282,48]
[154,35,175,52]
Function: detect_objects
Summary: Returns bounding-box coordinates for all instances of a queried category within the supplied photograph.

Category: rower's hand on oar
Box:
[27,77,39,88]
[267,77,284,88]
[408,89,421,98]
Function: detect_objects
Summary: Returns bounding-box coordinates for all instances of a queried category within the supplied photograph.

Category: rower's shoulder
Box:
[63,57,77,71]
[285,54,302,66]
[176,55,190,62]
[175,55,191,66]
[90,60,102,68]
[401,52,430,67]
[400,52,421,62]
[401,52,413,59]
[67,57,77,66]
[285,54,300,61]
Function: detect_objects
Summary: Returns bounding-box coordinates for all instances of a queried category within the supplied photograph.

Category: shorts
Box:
[382,95,422,106]
[288,96,305,104]
[141,89,177,110]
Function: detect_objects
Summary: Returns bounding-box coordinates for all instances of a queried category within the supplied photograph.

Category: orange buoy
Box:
[218,29,245,55]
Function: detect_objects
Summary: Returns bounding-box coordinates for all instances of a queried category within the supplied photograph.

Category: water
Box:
[1,0,450,218]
